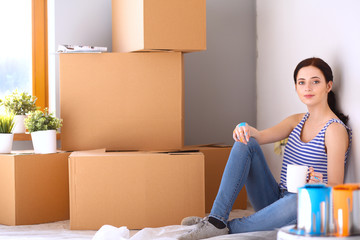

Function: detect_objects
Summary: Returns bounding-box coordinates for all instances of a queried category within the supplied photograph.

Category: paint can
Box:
[333,184,360,237]
[297,184,331,236]
[353,188,360,235]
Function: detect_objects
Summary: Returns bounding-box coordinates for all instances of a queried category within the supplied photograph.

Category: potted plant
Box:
[24,108,63,154]
[0,89,37,133]
[274,138,288,156]
[0,112,15,153]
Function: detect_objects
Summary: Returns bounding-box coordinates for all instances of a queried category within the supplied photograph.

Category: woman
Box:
[178,57,352,240]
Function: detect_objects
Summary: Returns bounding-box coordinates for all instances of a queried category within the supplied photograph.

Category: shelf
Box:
[14,133,61,141]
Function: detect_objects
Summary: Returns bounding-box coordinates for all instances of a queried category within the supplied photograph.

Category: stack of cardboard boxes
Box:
[60,0,207,230]
[61,0,246,230]
[0,0,246,230]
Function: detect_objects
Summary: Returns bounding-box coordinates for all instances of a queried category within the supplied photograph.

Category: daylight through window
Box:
[0,1,32,99]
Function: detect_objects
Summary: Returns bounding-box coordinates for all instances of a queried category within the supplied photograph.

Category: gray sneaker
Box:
[181,216,203,226]
[178,218,229,240]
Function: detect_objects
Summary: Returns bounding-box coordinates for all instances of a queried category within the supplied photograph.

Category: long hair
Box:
[293,57,349,125]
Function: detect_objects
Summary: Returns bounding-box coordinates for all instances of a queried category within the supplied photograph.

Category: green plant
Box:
[0,113,15,133]
[24,108,63,133]
[0,89,37,115]
[274,138,288,155]
[279,138,288,146]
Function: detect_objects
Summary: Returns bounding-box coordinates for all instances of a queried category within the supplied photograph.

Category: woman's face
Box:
[295,66,333,107]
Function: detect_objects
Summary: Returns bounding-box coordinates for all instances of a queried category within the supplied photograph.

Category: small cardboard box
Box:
[183,145,247,212]
[0,151,70,225]
[112,0,206,52]
[69,149,205,230]
[60,52,184,151]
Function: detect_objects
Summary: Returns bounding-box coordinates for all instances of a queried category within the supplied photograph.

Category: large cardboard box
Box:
[60,52,184,151]
[183,145,247,212]
[69,150,205,230]
[112,0,206,52]
[0,152,70,225]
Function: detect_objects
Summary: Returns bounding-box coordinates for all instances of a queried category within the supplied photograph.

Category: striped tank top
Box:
[279,112,352,190]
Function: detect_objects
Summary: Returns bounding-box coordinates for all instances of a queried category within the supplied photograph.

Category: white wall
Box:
[256,0,360,182]
[49,0,113,116]
[48,0,257,147]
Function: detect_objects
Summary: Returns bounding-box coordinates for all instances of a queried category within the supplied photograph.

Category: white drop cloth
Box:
[92,224,277,240]
[0,209,277,240]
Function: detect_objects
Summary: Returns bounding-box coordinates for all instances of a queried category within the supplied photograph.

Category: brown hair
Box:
[293,57,349,125]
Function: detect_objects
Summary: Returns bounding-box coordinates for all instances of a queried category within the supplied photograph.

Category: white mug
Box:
[287,164,308,193]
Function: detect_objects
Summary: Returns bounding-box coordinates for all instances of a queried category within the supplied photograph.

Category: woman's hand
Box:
[308,167,323,184]
[233,122,250,144]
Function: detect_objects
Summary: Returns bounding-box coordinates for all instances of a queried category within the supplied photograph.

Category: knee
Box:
[232,137,260,152]
[247,137,260,147]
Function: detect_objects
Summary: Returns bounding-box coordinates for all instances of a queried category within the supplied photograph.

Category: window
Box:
[0,0,48,110]
[0,1,32,99]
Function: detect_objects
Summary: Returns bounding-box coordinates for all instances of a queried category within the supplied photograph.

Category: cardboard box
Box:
[112,0,206,52]
[183,145,247,212]
[60,52,184,151]
[0,151,70,225]
[69,150,205,230]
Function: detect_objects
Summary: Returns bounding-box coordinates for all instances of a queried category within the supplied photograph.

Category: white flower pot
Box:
[0,133,14,153]
[31,130,57,154]
[12,115,27,133]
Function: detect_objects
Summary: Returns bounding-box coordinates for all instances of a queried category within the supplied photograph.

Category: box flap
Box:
[183,144,232,150]
[70,149,106,157]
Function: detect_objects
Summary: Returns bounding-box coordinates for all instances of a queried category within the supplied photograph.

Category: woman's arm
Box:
[324,122,349,186]
[233,113,304,145]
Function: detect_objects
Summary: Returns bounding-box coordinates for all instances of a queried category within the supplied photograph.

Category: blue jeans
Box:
[209,138,297,234]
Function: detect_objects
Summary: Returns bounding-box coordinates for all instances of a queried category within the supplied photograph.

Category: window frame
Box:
[11,0,48,141]
[32,0,48,110]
